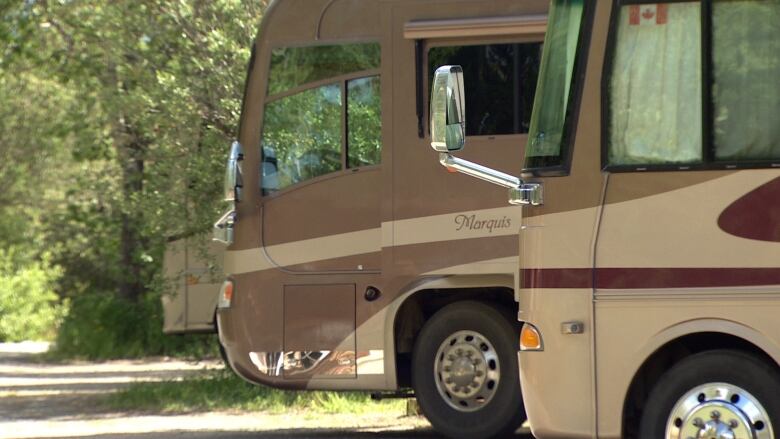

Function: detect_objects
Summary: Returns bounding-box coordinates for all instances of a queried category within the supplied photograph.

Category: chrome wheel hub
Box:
[434,330,500,412]
[666,383,773,439]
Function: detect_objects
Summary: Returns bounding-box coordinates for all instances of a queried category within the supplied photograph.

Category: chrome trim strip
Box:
[595,286,780,302]
[439,153,520,189]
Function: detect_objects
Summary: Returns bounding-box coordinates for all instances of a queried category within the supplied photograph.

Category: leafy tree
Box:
[0,1,266,350]
[2,1,265,302]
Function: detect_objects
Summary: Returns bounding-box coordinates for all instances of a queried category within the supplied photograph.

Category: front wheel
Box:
[412,301,525,439]
[639,349,780,439]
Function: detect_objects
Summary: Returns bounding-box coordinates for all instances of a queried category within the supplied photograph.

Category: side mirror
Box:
[224,141,244,202]
[430,65,465,153]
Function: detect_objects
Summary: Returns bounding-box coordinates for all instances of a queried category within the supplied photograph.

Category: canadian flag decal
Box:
[629,4,668,25]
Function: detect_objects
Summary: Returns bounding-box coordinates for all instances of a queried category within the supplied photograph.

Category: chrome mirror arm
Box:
[439,153,520,188]
[213,210,236,244]
[438,153,543,206]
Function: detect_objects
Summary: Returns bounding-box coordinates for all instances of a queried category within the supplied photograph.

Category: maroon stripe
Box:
[521,268,780,289]
[521,268,593,289]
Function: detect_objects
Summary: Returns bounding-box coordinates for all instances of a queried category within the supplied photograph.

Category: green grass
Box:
[103,369,407,415]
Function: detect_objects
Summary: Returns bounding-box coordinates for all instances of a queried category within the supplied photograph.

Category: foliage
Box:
[0,1,265,354]
[52,290,218,360]
[104,368,406,415]
[0,248,65,342]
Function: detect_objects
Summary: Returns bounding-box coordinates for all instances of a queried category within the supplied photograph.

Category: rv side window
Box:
[262,85,343,190]
[261,43,381,195]
[268,44,380,95]
[347,76,381,168]
[607,1,780,168]
[428,42,542,136]
[608,3,703,166]
[712,0,780,162]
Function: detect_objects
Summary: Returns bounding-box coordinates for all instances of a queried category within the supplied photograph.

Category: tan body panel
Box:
[218,0,550,394]
[516,1,780,438]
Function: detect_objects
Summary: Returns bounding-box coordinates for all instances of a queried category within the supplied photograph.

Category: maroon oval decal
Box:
[718,176,780,242]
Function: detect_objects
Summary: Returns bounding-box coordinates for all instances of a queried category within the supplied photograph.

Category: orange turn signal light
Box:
[223,282,233,302]
[519,323,543,351]
[218,280,234,308]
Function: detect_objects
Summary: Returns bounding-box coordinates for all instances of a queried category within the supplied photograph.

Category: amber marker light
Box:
[218,280,234,309]
[519,323,543,351]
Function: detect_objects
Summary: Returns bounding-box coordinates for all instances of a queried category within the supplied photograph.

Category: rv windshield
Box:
[524,0,584,170]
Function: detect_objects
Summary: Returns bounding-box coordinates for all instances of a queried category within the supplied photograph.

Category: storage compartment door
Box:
[283,284,356,379]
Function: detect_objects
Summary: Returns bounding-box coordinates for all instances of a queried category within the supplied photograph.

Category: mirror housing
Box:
[428,65,544,206]
[224,141,244,202]
[430,65,466,153]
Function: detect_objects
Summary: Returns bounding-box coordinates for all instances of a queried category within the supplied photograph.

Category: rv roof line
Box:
[315,0,338,41]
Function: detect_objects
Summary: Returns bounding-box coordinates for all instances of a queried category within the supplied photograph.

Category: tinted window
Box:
[347,76,381,168]
[712,0,780,161]
[269,43,380,95]
[429,43,541,136]
[524,0,585,169]
[261,84,342,193]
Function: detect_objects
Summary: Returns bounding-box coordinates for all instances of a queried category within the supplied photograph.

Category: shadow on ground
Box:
[61,429,443,439]
[0,344,532,439]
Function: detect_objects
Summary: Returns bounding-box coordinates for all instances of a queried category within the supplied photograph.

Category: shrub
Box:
[52,289,218,360]
[0,249,66,342]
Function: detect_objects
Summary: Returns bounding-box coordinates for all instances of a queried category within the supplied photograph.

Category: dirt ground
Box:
[0,342,438,439]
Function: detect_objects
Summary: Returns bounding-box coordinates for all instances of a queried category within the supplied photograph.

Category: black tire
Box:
[639,349,780,439]
[218,339,230,366]
[411,301,526,439]
[215,316,234,374]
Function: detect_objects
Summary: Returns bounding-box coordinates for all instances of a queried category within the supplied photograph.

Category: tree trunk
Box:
[117,137,146,303]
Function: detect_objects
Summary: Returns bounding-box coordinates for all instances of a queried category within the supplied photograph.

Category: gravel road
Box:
[0,343,441,439]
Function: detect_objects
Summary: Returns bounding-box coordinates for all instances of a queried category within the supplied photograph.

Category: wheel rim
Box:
[665,382,773,439]
[433,330,500,412]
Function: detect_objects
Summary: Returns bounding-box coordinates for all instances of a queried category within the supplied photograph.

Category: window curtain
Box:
[609,3,702,165]
[713,0,780,161]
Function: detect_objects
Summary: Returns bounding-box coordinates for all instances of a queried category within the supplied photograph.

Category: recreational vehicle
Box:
[429,0,780,438]
[162,237,224,334]
[214,0,549,437]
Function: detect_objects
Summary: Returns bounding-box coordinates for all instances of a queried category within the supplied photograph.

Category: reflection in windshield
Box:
[525,0,584,169]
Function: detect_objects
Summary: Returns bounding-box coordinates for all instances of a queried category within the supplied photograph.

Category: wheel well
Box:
[622,332,777,439]
[392,286,516,388]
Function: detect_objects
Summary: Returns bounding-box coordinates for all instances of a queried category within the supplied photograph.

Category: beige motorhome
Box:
[212,1,550,437]
[162,237,225,334]
[430,0,780,438]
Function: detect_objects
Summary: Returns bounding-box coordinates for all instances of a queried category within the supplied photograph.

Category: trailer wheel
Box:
[411,301,525,439]
[639,350,780,439]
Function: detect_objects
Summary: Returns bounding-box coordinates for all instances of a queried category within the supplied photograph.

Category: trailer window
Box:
[428,43,542,136]
[607,0,780,168]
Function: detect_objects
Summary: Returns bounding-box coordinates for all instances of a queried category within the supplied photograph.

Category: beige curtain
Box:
[609,3,702,165]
